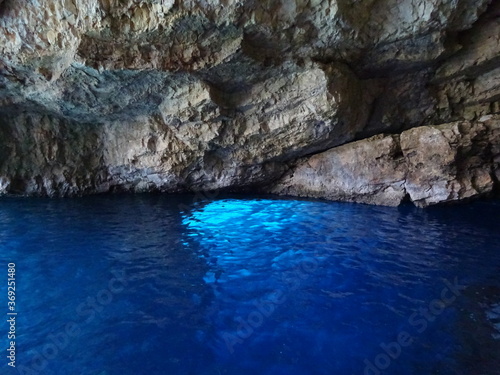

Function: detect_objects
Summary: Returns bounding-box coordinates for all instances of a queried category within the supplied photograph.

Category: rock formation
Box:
[0,0,499,206]
[270,115,500,207]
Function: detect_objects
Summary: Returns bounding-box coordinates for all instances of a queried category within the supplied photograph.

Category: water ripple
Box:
[0,196,498,375]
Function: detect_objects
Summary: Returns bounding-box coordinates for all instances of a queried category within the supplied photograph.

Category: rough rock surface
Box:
[0,0,499,205]
[401,116,500,207]
[0,63,363,195]
[268,134,408,206]
[270,116,500,207]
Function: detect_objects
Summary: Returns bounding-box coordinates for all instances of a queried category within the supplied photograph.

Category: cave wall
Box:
[271,115,500,207]
[0,0,499,206]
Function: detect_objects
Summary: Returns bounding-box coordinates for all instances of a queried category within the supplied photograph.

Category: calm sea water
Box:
[0,194,499,375]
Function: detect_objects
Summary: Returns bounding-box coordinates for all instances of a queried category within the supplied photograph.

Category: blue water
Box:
[0,195,499,375]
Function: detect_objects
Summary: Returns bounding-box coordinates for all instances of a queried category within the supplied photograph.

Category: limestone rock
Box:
[0,0,499,204]
[401,117,500,207]
[431,0,500,123]
[0,61,366,195]
[358,0,500,138]
[268,134,408,206]
[270,116,500,207]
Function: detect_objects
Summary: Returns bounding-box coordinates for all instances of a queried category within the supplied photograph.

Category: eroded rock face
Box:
[0,0,499,205]
[270,116,500,207]
[401,117,499,207]
[0,61,366,195]
[267,134,408,206]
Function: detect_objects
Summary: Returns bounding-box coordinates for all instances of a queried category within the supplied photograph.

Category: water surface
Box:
[0,195,499,375]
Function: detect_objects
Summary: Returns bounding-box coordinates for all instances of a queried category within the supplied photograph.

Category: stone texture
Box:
[0,61,365,195]
[358,0,500,138]
[431,0,500,123]
[0,0,499,205]
[401,116,500,207]
[270,116,500,207]
[268,134,408,206]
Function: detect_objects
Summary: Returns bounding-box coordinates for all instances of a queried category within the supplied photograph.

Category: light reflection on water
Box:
[0,195,499,375]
